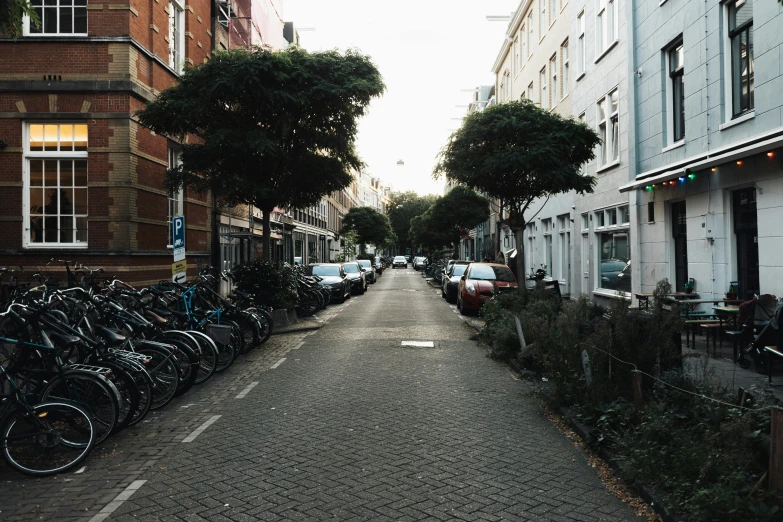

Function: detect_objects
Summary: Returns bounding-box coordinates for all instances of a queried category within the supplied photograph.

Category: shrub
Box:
[231,260,298,309]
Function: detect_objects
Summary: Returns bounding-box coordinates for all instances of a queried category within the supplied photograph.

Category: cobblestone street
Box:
[1,270,642,522]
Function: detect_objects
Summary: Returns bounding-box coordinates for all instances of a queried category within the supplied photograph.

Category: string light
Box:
[688,174,695,180]
[736,160,743,166]
[711,168,716,172]
[767,152,775,158]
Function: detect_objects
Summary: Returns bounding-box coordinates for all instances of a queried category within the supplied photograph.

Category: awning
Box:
[620,133,783,193]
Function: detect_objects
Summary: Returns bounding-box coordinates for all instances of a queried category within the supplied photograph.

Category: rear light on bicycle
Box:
[37,411,48,418]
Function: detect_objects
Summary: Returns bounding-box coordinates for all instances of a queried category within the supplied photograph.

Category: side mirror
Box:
[361,268,366,272]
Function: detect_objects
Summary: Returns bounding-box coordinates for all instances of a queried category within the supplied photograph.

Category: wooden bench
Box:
[684,319,721,349]
[765,346,783,385]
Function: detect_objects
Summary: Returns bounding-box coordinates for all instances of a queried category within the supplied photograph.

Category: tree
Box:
[386,191,437,255]
[1,0,38,38]
[409,187,489,258]
[137,47,385,259]
[409,210,451,254]
[340,206,395,256]
[434,100,600,293]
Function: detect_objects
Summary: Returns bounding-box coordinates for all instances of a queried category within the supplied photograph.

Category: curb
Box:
[558,408,686,522]
[270,323,322,336]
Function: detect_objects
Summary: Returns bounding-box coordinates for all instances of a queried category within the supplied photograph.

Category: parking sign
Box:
[172,215,185,262]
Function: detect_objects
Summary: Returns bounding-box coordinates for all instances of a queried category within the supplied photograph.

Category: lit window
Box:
[561,40,569,97]
[25,123,88,247]
[728,0,754,117]
[550,54,558,107]
[169,0,185,73]
[667,39,685,143]
[577,11,585,74]
[596,0,617,55]
[167,147,184,247]
[597,88,619,167]
[26,0,87,35]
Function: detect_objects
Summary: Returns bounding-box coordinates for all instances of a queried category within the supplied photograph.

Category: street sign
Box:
[172,215,185,262]
[173,272,187,284]
[172,260,187,283]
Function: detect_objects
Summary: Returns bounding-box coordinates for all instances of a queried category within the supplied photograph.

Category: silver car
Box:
[441,261,470,303]
[357,259,376,284]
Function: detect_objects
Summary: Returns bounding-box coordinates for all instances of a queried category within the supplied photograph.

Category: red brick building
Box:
[0,0,221,284]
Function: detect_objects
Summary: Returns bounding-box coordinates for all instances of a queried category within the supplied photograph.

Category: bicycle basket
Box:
[205,324,232,348]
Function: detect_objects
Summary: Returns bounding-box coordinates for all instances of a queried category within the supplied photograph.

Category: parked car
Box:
[404,255,411,262]
[392,256,407,269]
[457,263,518,314]
[310,263,351,303]
[341,261,367,294]
[374,256,384,275]
[294,257,303,265]
[600,259,631,290]
[441,261,470,303]
[357,259,377,284]
[413,257,427,271]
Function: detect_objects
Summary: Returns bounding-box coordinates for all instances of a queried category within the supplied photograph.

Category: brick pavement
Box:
[1,270,644,521]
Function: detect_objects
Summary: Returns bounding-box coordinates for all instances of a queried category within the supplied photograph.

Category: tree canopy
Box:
[0,0,38,38]
[433,100,599,289]
[386,191,437,255]
[340,206,395,255]
[409,186,489,258]
[137,46,385,258]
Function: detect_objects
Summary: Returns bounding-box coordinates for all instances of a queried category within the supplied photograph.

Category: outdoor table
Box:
[765,346,783,385]
[635,292,700,309]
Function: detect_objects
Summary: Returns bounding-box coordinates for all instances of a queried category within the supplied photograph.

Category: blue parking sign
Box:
[173,215,185,262]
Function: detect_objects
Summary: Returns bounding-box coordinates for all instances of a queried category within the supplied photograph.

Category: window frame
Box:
[24,0,87,36]
[596,0,618,56]
[540,0,547,40]
[577,11,586,76]
[528,12,534,56]
[667,38,685,144]
[550,54,558,108]
[561,39,569,98]
[540,67,547,107]
[727,0,754,118]
[521,24,527,66]
[23,122,89,249]
[597,88,620,169]
[169,0,186,74]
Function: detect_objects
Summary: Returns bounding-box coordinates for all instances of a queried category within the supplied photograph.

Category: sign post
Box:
[172,215,186,283]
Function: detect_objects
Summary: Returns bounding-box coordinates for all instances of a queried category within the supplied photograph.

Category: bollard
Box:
[770,407,783,491]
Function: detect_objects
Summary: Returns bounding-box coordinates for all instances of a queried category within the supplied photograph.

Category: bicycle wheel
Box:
[96,362,139,434]
[183,331,218,383]
[134,344,179,411]
[41,371,120,445]
[2,401,96,477]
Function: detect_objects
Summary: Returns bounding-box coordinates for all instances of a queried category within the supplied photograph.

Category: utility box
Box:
[699,214,714,239]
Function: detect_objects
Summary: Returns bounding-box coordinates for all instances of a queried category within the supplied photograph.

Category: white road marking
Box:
[292,341,305,350]
[270,357,287,369]
[235,382,259,399]
[74,466,86,474]
[182,415,221,443]
[401,341,434,347]
[87,480,147,522]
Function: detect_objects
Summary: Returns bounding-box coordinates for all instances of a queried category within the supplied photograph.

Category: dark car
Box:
[457,263,518,314]
[358,259,376,284]
[392,256,407,269]
[310,263,351,303]
[601,259,631,292]
[374,256,384,275]
[441,261,470,303]
[413,257,427,271]
[342,261,367,294]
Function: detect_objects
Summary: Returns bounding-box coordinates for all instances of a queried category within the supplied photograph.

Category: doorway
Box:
[733,187,759,299]
[671,201,688,292]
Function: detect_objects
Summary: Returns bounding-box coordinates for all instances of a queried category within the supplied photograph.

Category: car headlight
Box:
[466,282,476,293]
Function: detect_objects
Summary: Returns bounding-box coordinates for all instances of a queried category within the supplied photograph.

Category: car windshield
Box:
[343,264,359,273]
[452,265,467,277]
[312,266,340,277]
[358,260,371,268]
[469,265,516,282]
[394,257,405,262]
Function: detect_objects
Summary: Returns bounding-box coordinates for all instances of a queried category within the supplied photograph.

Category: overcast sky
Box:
[283,0,515,196]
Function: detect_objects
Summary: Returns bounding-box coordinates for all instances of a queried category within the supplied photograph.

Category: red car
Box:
[457,263,518,314]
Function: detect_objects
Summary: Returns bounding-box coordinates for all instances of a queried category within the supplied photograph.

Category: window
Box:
[581,213,589,231]
[25,123,88,247]
[595,210,605,228]
[27,0,87,35]
[540,0,546,39]
[578,112,587,173]
[596,0,617,55]
[167,147,184,247]
[550,54,558,107]
[597,89,619,167]
[521,25,527,66]
[598,230,631,293]
[728,0,753,117]
[169,0,185,73]
[545,234,553,275]
[668,40,685,142]
[528,12,534,55]
[526,223,536,270]
[549,0,557,24]
[577,11,585,74]
[618,205,629,224]
[606,208,617,226]
[558,215,570,283]
[528,82,534,100]
[561,40,569,97]
[540,67,547,107]
[514,37,520,75]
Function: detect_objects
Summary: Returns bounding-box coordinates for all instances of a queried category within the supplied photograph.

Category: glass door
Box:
[671,201,688,292]
[733,187,759,299]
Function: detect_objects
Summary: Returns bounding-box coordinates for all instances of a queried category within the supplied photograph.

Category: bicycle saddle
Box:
[94,325,127,346]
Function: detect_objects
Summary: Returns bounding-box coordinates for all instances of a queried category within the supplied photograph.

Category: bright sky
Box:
[283,0,515,196]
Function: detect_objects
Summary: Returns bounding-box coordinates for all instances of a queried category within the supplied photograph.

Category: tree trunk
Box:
[261,207,272,261]
[453,241,460,260]
[513,225,527,295]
